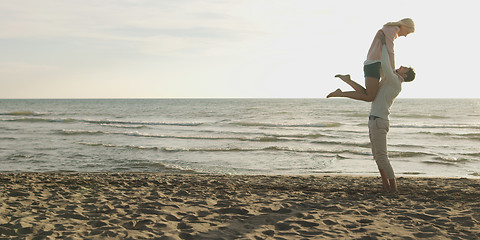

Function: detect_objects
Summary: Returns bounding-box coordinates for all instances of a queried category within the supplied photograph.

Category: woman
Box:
[327,18,415,101]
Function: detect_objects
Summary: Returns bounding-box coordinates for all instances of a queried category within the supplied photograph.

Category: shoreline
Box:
[1,173,479,239]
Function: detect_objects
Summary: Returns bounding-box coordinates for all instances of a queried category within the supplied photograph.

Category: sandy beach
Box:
[0,173,479,239]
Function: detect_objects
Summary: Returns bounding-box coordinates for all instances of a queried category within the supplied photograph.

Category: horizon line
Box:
[1,97,479,100]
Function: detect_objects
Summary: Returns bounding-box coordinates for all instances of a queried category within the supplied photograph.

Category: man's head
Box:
[396,66,416,82]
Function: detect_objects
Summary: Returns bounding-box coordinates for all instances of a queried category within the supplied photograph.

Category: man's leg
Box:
[369,120,389,191]
[389,178,398,193]
[379,169,390,191]
[369,118,396,192]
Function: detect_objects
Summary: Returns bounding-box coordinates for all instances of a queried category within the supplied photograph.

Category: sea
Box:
[0,98,479,178]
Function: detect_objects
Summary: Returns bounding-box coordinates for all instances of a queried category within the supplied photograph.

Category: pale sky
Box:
[1,0,478,98]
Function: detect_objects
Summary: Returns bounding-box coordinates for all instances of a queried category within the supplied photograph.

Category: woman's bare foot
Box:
[327,88,342,98]
[335,74,351,82]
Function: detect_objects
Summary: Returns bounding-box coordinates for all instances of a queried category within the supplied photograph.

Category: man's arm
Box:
[377,31,397,82]
[381,26,398,68]
[380,44,397,82]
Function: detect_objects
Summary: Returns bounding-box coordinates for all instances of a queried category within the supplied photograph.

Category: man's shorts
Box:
[364,62,381,79]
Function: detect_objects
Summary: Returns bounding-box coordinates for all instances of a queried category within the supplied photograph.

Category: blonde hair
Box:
[384,18,415,32]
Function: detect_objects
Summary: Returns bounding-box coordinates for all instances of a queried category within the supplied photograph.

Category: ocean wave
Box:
[78,142,117,147]
[231,121,341,128]
[419,155,472,166]
[392,143,425,148]
[77,142,370,156]
[86,119,203,127]
[57,129,107,135]
[433,156,470,164]
[421,160,458,166]
[464,133,480,139]
[389,151,430,158]
[56,129,296,143]
[1,117,76,123]
[160,146,369,155]
[393,114,449,119]
[270,133,326,139]
[1,117,202,127]
[392,124,480,130]
[0,137,16,140]
[347,113,370,118]
[198,130,327,140]
[463,152,480,157]
[100,123,148,129]
[78,142,160,151]
[124,132,283,142]
[401,172,424,175]
[311,140,371,149]
[0,111,45,116]
[419,131,480,141]
[102,160,193,173]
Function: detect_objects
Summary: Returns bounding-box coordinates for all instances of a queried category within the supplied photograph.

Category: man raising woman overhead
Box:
[327,18,416,192]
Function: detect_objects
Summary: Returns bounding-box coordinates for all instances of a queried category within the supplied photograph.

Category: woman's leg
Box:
[335,74,365,92]
[327,75,379,102]
[364,77,380,101]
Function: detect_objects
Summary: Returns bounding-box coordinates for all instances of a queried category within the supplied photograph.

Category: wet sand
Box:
[0,173,479,239]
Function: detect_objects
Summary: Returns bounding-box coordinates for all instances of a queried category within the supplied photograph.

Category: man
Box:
[327,33,416,192]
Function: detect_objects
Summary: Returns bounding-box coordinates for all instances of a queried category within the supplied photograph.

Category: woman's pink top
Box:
[365,26,399,69]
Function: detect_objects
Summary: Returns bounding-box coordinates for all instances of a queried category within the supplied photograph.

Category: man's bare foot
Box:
[335,74,351,82]
[327,88,342,98]
[389,178,398,193]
